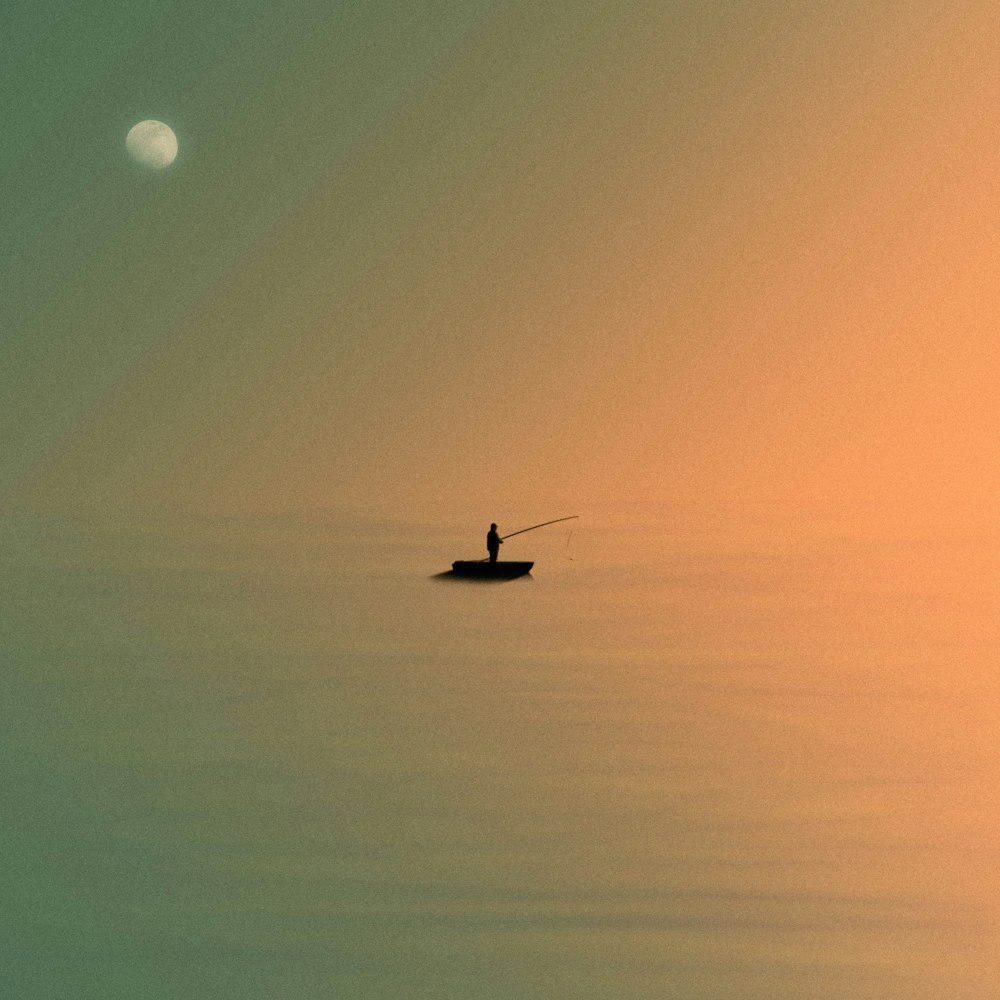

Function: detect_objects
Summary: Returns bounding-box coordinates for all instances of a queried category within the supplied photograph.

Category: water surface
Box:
[2,514,996,998]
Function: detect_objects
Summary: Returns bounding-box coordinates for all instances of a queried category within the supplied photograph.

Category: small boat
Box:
[445,517,575,580]
[451,560,533,579]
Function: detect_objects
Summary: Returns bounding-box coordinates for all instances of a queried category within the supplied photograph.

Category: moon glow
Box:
[126,120,178,169]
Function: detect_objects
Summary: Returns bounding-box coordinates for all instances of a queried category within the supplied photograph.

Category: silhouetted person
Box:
[486,523,502,563]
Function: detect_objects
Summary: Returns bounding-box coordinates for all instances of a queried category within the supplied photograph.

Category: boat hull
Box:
[451,560,533,579]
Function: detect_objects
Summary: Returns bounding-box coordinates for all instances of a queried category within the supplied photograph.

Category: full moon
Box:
[126,120,178,169]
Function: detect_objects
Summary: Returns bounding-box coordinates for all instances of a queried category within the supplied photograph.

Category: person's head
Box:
[490,523,497,530]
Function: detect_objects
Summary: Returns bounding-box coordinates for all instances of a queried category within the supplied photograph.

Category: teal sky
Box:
[5,1,502,510]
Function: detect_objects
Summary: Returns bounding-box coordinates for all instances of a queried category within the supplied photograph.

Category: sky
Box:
[4,1,998,529]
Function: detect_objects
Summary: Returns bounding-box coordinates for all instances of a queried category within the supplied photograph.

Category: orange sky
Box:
[5,3,999,530]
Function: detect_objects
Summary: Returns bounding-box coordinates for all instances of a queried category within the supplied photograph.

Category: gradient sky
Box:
[4,2,998,526]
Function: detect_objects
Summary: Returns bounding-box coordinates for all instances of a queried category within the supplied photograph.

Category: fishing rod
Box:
[501,515,579,540]
[471,515,580,564]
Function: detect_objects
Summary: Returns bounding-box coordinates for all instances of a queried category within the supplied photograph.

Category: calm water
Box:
[2,513,997,998]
